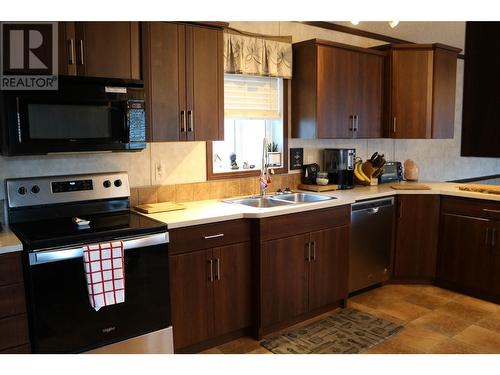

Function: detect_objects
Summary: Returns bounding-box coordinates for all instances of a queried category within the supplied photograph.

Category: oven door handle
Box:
[29,232,169,265]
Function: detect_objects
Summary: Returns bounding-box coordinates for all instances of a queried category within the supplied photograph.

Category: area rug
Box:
[261,308,403,354]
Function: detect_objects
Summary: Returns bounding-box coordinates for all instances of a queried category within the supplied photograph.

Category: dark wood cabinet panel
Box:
[261,234,309,327]
[378,43,460,139]
[142,22,182,142]
[490,222,500,295]
[213,242,252,337]
[75,22,140,80]
[394,195,440,280]
[316,45,355,138]
[169,249,213,350]
[461,22,500,157]
[0,343,31,354]
[308,226,349,311]
[142,22,223,142]
[169,220,251,255]
[0,252,24,287]
[437,213,491,292]
[0,284,26,319]
[186,25,224,141]
[292,39,384,139]
[0,315,29,352]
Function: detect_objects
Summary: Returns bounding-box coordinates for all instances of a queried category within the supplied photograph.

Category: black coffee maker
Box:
[301,163,320,184]
[324,149,356,189]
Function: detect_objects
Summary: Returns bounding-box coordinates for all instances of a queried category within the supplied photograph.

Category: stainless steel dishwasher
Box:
[349,197,395,294]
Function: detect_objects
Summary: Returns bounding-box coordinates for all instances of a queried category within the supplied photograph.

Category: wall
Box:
[0,21,499,199]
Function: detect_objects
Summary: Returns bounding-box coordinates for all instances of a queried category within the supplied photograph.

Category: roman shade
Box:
[224,74,282,119]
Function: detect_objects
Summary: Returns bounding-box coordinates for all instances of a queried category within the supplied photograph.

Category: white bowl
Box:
[316,177,329,186]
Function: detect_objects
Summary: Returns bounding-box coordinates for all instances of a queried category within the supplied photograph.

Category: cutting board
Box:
[458,184,500,195]
[134,201,186,214]
[298,183,338,192]
[390,184,432,190]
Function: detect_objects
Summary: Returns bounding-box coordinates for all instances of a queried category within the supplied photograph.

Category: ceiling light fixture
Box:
[350,20,359,25]
[389,21,399,28]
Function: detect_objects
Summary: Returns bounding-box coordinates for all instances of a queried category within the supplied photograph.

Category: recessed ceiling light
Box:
[351,21,360,26]
[389,21,399,28]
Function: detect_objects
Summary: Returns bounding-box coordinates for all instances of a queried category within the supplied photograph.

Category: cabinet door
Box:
[437,213,491,292]
[308,226,349,311]
[354,52,383,138]
[261,234,309,327]
[212,242,252,337]
[489,222,500,295]
[394,195,440,280]
[185,25,223,141]
[391,49,433,138]
[143,22,183,142]
[316,45,356,138]
[58,22,76,76]
[169,249,213,350]
[75,22,140,79]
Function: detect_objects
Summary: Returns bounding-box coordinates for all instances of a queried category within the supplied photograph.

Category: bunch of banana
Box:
[354,158,371,185]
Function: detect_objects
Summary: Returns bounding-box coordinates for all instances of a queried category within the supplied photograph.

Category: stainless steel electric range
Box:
[6,172,173,354]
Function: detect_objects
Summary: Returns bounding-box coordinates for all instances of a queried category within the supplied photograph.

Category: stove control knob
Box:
[18,186,27,195]
[31,185,40,194]
[114,179,122,187]
[103,180,112,188]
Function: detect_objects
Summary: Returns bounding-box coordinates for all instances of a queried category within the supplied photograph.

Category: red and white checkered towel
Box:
[83,241,125,311]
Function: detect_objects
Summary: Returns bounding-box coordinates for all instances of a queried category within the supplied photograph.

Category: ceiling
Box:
[331,21,466,50]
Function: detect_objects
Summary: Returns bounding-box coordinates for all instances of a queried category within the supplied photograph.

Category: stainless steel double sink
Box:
[224,192,336,208]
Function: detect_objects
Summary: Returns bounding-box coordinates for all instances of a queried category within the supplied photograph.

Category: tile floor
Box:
[201,284,500,354]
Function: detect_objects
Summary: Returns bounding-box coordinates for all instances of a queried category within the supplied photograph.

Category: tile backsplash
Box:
[0,22,498,201]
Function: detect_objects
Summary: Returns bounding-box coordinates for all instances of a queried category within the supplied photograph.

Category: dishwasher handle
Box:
[351,197,394,212]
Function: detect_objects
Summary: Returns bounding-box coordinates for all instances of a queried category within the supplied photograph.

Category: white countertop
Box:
[0,226,23,255]
[1,181,498,253]
[143,181,500,229]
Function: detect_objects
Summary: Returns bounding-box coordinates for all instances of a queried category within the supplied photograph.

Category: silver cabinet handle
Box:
[485,227,490,246]
[78,40,84,65]
[68,39,75,65]
[180,110,186,133]
[215,258,221,281]
[187,110,193,132]
[208,259,214,282]
[492,228,497,249]
[393,116,397,134]
[356,115,360,132]
[203,233,224,240]
[349,115,354,131]
[306,241,311,262]
[312,241,316,261]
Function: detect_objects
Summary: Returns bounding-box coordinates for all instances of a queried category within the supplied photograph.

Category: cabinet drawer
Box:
[441,196,500,220]
[259,205,350,242]
[0,252,24,287]
[0,314,29,351]
[0,284,26,319]
[169,220,251,255]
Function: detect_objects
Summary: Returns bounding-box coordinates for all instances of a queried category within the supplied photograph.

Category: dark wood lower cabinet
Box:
[169,249,213,350]
[490,222,500,295]
[169,240,252,352]
[393,195,440,281]
[213,242,252,337]
[437,213,491,291]
[261,234,309,327]
[308,226,349,311]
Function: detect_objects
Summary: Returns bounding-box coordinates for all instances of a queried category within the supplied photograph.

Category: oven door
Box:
[25,232,171,354]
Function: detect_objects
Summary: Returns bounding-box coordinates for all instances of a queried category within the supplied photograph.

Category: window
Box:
[209,74,286,176]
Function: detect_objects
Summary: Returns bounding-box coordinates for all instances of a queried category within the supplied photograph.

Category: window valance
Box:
[223,29,292,79]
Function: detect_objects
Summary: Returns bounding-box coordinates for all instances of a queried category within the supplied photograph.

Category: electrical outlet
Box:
[154,161,165,182]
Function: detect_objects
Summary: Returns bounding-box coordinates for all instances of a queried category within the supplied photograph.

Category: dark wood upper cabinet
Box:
[292,39,384,139]
[377,43,461,139]
[461,22,500,157]
[59,22,140,80]
[393,195,440,281]
[142,22,224,142]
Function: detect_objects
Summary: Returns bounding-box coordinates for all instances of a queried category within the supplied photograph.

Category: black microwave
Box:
[0,76,146,155]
